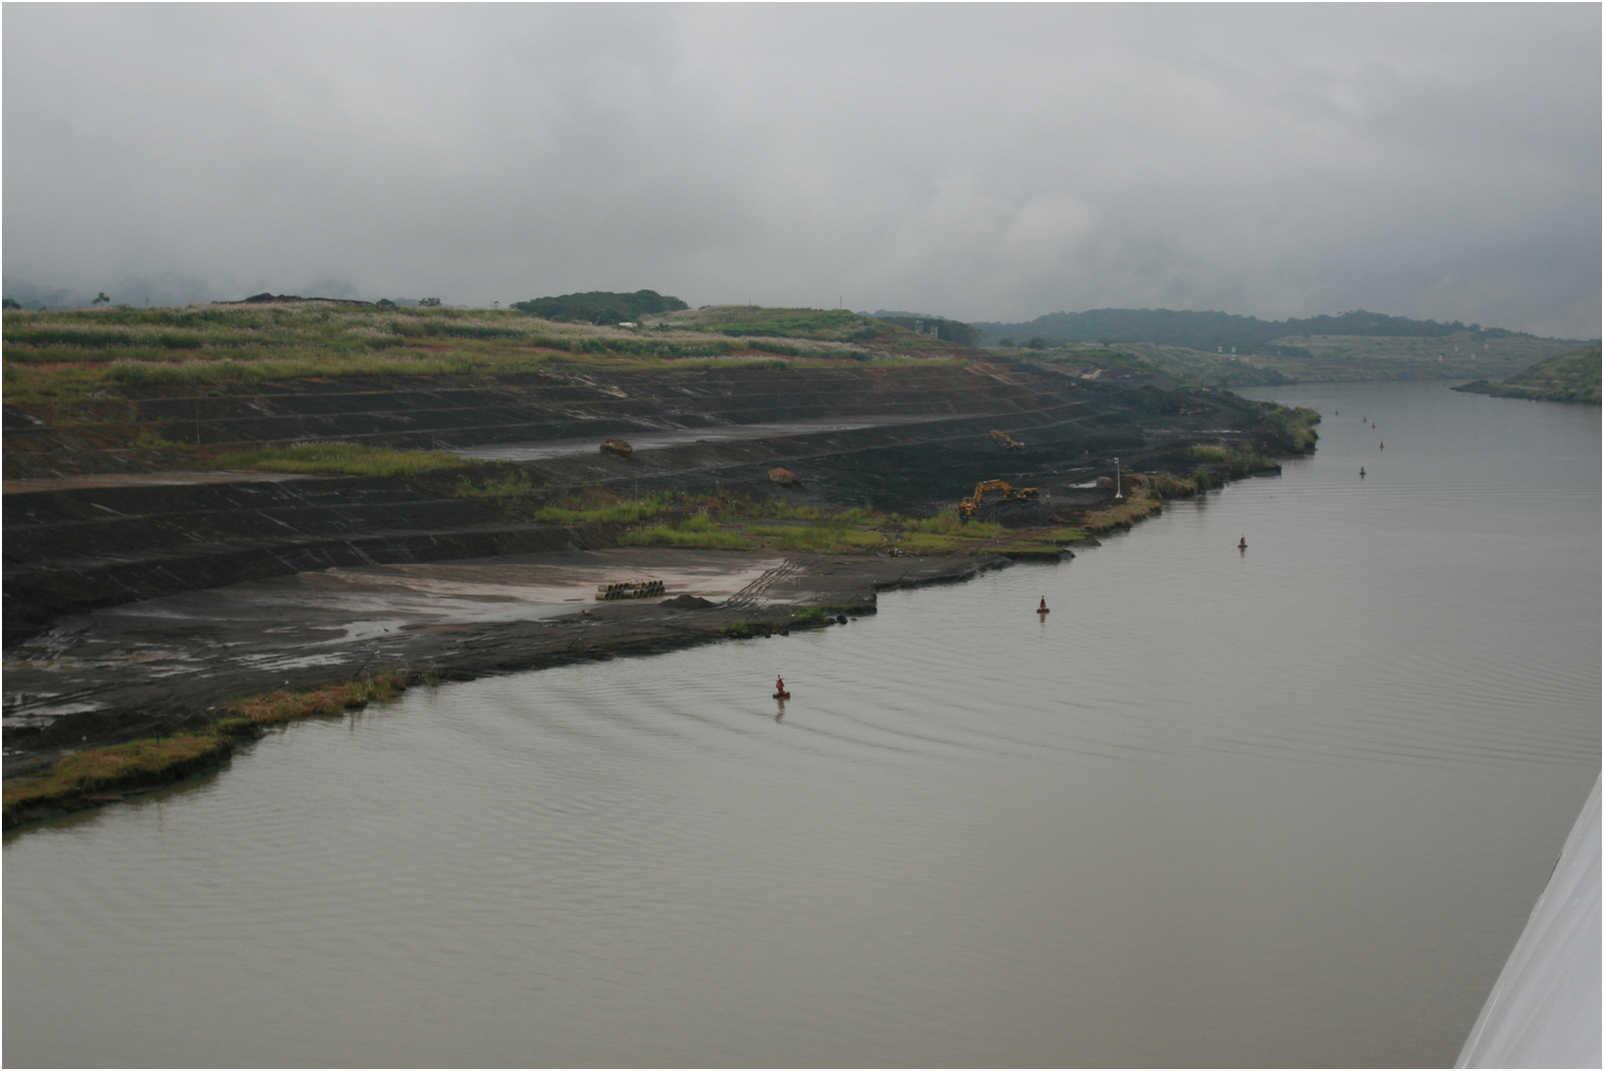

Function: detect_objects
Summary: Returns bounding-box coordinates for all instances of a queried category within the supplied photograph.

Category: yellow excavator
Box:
[958,479,1039,518]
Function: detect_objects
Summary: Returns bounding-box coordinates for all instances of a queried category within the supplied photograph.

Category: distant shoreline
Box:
[1453,379,1600,405]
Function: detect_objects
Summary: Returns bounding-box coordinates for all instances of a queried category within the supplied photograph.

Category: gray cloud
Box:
[4,4,1598,336]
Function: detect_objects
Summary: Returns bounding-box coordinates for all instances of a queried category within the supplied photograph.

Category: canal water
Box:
[5,382,1598,1067]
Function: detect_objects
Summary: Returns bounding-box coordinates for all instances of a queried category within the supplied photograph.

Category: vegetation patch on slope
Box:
[215,442,473,477]
[1455,345,1601,403]
[226,672,409,727]
[449,482,1087,559]
[0,303,916,423]
[2,672,411,827]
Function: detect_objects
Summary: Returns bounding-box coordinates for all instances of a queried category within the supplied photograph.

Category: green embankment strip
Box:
[520,494,1087,558]
[3,673,410,824]
[213,442,471,477]
[3,734,234,814]
[619,523,753,550]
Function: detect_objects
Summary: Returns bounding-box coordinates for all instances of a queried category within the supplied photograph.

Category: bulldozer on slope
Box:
[958,479,1039,519]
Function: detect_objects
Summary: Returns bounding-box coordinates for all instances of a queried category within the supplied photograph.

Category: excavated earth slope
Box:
[4,359,1285,645]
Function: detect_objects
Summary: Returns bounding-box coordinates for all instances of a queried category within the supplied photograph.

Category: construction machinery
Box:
[958,479,1039,519]
[596,578,665,601]
[989,429,1025,451]
[600,438,634,458]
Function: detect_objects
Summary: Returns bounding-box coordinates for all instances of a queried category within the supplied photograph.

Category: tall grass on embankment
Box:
[1,302,919,420]
[1,734,236,823]
[214,442,473,477]
[452,478,681,525]
[3,673,409,828]
[447,485,1091,560]
[619,512,755,550]
[1080,491,1167,534]
[224,672,408,727]
[608,496,1085,558]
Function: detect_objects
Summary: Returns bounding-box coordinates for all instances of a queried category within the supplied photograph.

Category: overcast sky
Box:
[4,4,1599,336]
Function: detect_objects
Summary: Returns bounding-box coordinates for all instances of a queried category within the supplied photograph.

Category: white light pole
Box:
[1113,457,1123,500]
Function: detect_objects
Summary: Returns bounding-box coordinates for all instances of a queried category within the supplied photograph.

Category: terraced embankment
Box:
[4,360,1291,642]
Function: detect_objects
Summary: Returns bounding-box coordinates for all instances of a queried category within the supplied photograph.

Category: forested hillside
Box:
[977,307,1537,353]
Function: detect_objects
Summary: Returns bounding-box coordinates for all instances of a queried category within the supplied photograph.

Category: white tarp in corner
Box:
[1458,775,1601,1068]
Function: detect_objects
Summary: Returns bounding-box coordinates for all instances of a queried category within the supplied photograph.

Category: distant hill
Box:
[512,289,687,325]
[975,307,1522,353]
[1455,345,1601,404]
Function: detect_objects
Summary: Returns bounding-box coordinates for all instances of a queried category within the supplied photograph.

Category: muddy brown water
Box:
[4,382,1599,1067]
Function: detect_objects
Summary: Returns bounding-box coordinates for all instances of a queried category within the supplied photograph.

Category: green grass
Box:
[620,513,753,550]
[901,513,1004,538]
[1188,443,1236,462]
[533,494,676,525]
[759,525,885,553]
[602,497,1081,558]
[214,442,471,477]
[453,481,679,526]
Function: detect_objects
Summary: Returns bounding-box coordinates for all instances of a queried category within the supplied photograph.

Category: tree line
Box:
[511,290,688,325]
